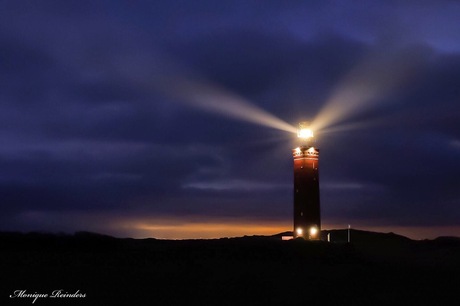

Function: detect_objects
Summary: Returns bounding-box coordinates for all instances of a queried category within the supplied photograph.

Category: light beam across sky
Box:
[310,46,429,134]
[156,75,297,134]
[115,52,297,134]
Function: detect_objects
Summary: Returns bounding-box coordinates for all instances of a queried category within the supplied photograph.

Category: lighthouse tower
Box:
[292,122,320,239]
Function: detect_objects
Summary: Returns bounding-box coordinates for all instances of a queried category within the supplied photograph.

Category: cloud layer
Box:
[1,1,459,239]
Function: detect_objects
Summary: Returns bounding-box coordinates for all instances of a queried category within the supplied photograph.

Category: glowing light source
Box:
[297,122,314,139]
[297,129,313,139]
[296,227,303,236]
[309,226,318,237]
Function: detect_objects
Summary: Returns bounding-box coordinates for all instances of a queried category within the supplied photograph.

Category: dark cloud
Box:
[1,0,459,238]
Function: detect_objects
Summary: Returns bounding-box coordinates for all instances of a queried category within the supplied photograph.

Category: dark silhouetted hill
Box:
[1,230,459,306]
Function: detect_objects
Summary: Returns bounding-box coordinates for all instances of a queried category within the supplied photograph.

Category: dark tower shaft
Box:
[293,146,320,239]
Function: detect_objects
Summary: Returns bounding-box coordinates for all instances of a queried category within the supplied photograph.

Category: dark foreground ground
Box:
[1,230,460,306]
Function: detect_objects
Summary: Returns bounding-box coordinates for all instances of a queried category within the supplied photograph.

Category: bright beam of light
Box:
[121,54,297,133]
[157,75,297,134]
[310,47,428,134]
[117,52,297,134]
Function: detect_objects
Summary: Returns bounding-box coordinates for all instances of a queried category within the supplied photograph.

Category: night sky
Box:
[1,1,460,239]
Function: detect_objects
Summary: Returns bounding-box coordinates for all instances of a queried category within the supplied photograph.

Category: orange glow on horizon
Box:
[116,219,292,239]
[109,218,460,240]
[17,210,458,241]
[110,216,460,240]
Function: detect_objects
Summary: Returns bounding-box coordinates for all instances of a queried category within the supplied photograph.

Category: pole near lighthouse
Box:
[293,122,321,240]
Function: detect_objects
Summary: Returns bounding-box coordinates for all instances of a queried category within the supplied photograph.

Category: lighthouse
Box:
[293,122,320,239]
